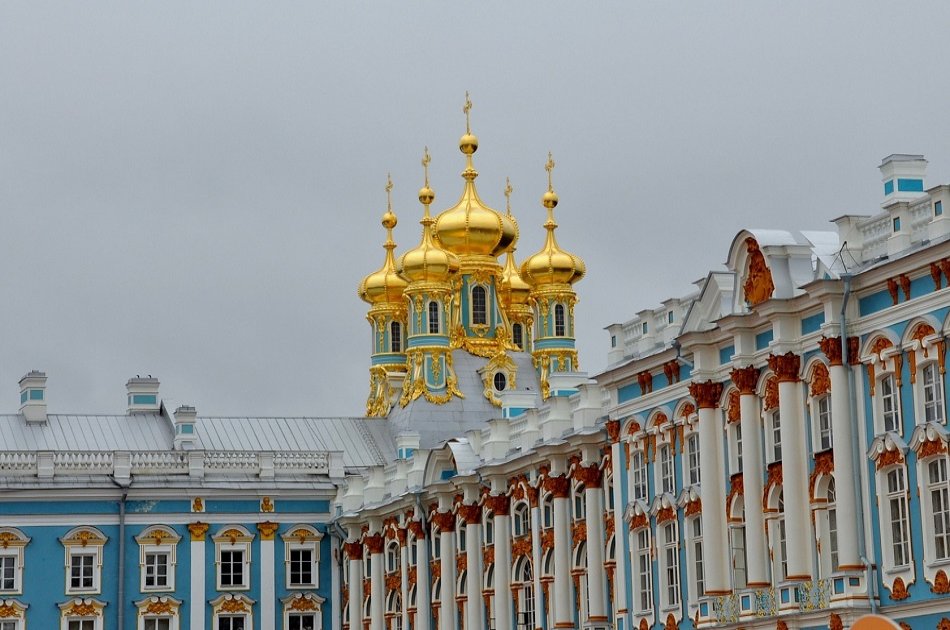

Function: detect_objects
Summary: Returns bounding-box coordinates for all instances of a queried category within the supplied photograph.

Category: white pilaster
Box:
[530,501,544,630]
[370,537,385,630]
[551,478,573,630]
[738,384,769,587]
[691,385,730,594]
[829,362,861,569]
[440,530,458,630]
[190,528,206,630]
[584,482,607,623]
[465,518,484,630]
[401,538,410,630]
[416,531,431,630]
[261,532,276,630]
[492,506,513,630]
[609,438,629,625]
[348,543,364,630]
[777,376,813,580]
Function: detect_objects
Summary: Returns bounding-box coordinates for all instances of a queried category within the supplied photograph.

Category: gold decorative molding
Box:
[257,522,280,541]
[260,497,275,513]
[188,522,209,541]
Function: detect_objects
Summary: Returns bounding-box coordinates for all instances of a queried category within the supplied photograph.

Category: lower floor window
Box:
[219,617,246,630]
[68,621,95,630]
[145,618,172,630]
[1,621,18,630]
[289,614,318,630]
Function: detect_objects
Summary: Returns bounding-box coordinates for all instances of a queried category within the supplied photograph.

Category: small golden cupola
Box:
[521,153,586,288]
[359,177,409,307]
[433,93,517,265]
[499,178,534,352]
[399,148,461,285]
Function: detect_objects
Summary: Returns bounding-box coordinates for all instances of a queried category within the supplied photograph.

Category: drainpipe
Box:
[111,476,131,630]
[841,274,877,613]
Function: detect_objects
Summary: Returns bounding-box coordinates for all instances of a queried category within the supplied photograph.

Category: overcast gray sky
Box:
[1,2,949,417]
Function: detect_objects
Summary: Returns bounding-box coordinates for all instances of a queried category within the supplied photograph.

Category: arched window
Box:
[826,479,839,572]
[514,560,534,630]
[457,523,466,552]
[472,286,487,326]
[659,445,674,494]
[573,484,586,520]
[768,410,782,463]
[390,322,402,353]
[513,504,530,537]
[880,374,901,433]
[484,512,495,545]
[428,301,440,334]
[430,527,441,560]
[554,304,565,337]
[634,528,653,613]
[542,495,554,529]
[815,395,832,451]
[512,323,523,350]
[775,491,788,580]
[386,541,399,573]
[886,467,911,567]
[662,521,680,608]
[926,456,950,561]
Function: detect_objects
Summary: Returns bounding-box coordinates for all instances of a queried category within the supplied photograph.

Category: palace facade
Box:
[3,100,950,630]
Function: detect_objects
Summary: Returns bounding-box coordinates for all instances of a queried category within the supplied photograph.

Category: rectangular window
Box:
[290,548,314,586]
[664,523,680,607]
[636,530,652,612]
[70,553,95,590]
[735,424,743,472]
[145,619,172,630]
[881,375,901,433]
[289,613,318,630]
[633,451,648,501]
[68,621,95,630]
[610,335,617,348]
[0,621,17,630]
[923,363,946,424]
[937,200,945,217]
[220,550,245,587]
[144,552,169,589]
[930,458,950,561]
[687,434,701,486]
[893,216,901,232]
[817,397,833,451]
[218,617,246,630]
[642,321,648,334]
[0,556,15,591]
[692,518,704,597]
[778,517,788,580]
[770,411,782,462]
[829,507,839,571]
[660,446,675,495]
[730,526,747,589]
[668,311,674,324]
[887,468,911,567]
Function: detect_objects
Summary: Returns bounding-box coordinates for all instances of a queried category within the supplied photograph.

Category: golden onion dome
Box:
[433,96,517,258]
[499,180,532,307]
[359,183,409,305]
[520,153,586,287]
[399,149,461,284]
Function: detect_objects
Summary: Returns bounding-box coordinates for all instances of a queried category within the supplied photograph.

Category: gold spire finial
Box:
[545,152,556,192]
[385,173,394,210]
[463,91,473,134]
[504,177,513,216]
[422,146,431,187]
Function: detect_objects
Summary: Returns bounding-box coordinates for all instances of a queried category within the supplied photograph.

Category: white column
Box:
[259,523,277,630]
[550,476,573,630]
[491,497,512,630]
[827,351,862,570]
[401,533,410,630]
[189,523,207,630]
[733,367,769,587]
[583,471,607,623]
[415,526,431,630]
[463,507,485,630]
[608,429,629,625]
[689,381,731,594]
[348,542,365,630]
[333,538,342,630]
[370,535,386,630]
[439,521,458,630]
[529,500,544,630]
[772,354,813,581]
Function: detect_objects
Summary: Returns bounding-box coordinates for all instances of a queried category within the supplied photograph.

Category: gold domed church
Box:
[358,94,585,449]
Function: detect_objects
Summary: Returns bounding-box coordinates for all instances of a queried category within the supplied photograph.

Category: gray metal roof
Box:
[0,413,386,469]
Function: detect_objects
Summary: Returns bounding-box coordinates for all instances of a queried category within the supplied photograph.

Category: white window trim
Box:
[865,347,904,437]
[765,409,782,464]
[0,599,27,630]
[136,526,181,594]
[213,527,254,591]
[58,597,107,630]
[210,594,255,630]
[631,526,653,615]
[630,448,648,502]
[61,528,107,596]
[684,515,704,603]
[0,528,29,596]
[659,520,680,611]
[135,595,182,630]
[282,526,323,590]
[870,461,916,589]
[682,431,701,488]
[915,360,947,426]
[281,593,325,630]
[911,439,950,586]
[655,444,674,497]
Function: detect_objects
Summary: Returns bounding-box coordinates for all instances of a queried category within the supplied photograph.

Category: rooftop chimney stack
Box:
[173,405,198,450]
[126,376,161,414]
[19,371,47,423]
[880,154,927,206]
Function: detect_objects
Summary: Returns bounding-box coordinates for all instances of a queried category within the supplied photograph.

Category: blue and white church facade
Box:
[4,98,950,630]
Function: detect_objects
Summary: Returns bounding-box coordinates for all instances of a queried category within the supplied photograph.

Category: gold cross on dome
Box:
[463,91,473,133]
[545,152,556,192]
[422,147,431,185]
[504,177,513,215]
[385,173,393,210]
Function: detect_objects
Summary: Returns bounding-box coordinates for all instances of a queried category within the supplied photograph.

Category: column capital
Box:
[688,380,723,409]
[188,521,209,542]
[457,504,482,525]
[365,533,385,555]
[344,541,364,560]
[730,366,760,395]
[818,336,844,366]
[407,520,425,539]
[544,475,571,498]
[767,352,801,382]
[484,494,511,516]
[605,419,621,443]
[573,463,603,488]
[431,511,456,533]
[256,521,279,540]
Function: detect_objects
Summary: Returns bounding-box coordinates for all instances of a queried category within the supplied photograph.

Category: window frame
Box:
[660,521,680,610]
[390,321,402,353]
[471,285,488,327]
[0,528,28,596]
[657,444,675,495]
[878,373,902,435]
[919,362,947,425]
[631,449,648,502]
[427,301,440,334]
[633,527,653,614]
[62,527,107,596]
[685,432,701,487]
[553,304,566,337]
[213,527,254,592]
[136,526,181,594]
